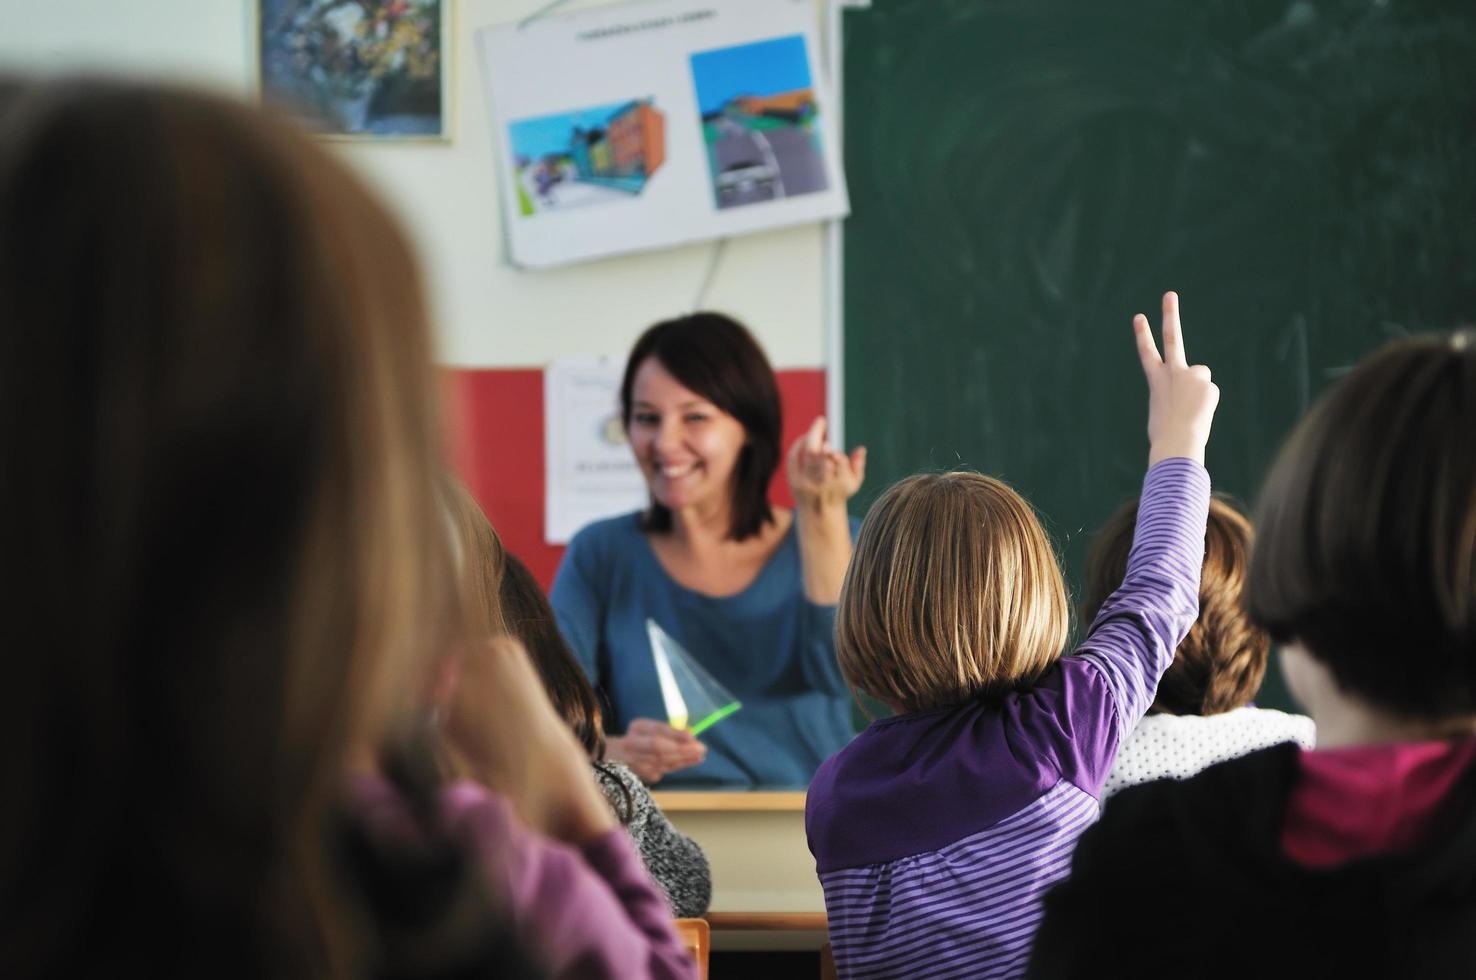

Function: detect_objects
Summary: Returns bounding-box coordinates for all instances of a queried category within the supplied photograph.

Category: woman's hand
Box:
[606,719,707,784]
[442,636,618,845]
[787,416,866,510]
[786,415,864,604]
[1135,292,1220,465]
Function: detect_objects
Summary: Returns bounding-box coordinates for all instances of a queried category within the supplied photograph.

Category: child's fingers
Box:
[850,445,868,485]
[1133,313,1162,377]
[1161,291,1188,369]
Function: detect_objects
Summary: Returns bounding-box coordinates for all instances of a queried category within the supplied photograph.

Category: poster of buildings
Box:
[478,0,848,268]
[508,99,666,215]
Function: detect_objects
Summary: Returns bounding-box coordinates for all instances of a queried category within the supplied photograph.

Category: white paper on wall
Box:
[478,0,848,268]
[543,357,650,544]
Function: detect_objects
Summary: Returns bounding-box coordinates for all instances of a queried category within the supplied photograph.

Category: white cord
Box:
[691,237,728,312]
[519,0,576,30]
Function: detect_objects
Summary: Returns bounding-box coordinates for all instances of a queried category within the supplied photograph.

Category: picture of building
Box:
[607,101,667,180]
[507,98,666,215]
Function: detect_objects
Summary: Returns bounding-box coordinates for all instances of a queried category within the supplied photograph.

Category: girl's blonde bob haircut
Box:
[837,472,1071,713]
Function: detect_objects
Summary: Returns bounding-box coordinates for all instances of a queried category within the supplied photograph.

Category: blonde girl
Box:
[807,293,1219,980]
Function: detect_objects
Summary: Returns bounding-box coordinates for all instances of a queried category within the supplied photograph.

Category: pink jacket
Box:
[353,776,696,980]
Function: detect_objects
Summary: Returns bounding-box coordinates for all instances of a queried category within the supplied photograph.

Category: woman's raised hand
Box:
[1135,292,1220,466]
[607,718,707,785]
[787,416,866,509]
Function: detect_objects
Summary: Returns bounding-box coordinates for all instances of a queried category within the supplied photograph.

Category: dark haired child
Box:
[1031,331,1476,979]
[500,552,712,917]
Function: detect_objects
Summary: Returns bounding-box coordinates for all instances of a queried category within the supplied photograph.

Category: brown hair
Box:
[446,481,510,641]
[1246,330,1476,720]
[443,489,630,819]
[498,553,609,762]
[1084,496,1269,716]
[837,472,1071,712]
[0,79,457,975]
[621,312,782,541]
[444,485,608,757]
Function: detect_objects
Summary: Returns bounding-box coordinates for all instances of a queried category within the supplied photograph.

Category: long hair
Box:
[498,554,634,822]
[442,488,630,820]
[443,486,607,757]
[0,79,458,975]
[445,481,510,641]
[1084,496,1269,716]
[498,554,608,761]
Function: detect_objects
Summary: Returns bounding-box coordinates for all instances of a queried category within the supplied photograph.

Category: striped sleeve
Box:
[1070,458,1211,776]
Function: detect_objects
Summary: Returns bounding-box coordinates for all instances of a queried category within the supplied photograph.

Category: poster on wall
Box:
[544,358,650,545]
[258,0,450,139]
[478,0,848,268]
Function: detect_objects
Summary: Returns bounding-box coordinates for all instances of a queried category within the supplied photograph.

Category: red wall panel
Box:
[446,367,827,589]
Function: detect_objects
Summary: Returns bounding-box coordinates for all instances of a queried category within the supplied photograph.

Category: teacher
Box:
[551,312,865,787]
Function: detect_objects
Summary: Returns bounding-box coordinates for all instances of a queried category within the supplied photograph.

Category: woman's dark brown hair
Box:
[1246,330,1476,720]
[620,312,782,541]
[1084,496,1269,716]
[0,78,465,976]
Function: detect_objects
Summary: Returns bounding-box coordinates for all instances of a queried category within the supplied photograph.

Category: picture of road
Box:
[691,34,829,210]
[507,98,665,216]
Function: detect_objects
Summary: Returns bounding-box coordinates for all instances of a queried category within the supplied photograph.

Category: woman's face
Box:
[627,356,747,515]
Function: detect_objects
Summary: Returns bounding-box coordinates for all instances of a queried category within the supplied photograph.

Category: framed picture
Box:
[257,0,451,140]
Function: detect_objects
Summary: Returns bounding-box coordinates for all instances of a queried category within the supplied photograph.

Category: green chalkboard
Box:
[842,0,1476,710]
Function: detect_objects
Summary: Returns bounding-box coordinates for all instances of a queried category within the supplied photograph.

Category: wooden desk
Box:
[652,790,827,951]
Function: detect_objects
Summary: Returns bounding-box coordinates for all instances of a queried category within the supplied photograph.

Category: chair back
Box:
[674,918,710,980]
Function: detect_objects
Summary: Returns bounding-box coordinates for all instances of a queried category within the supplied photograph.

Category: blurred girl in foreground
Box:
[0,78,691,979]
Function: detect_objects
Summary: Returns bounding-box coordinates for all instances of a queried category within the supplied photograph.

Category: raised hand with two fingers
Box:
[1134,291,1220,466]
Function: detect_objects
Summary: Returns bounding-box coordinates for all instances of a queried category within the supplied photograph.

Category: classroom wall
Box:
[0,0,834,582]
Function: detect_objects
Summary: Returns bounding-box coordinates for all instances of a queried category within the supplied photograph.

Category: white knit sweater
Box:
[1102,706,1316,801]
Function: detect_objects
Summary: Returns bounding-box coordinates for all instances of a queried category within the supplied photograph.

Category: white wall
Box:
[0,0,828,368]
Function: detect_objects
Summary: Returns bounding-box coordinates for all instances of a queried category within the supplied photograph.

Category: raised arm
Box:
[787,415,866,604]
[1074,293,1219,735]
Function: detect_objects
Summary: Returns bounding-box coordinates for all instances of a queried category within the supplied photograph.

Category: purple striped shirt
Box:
[806,458,1211,980]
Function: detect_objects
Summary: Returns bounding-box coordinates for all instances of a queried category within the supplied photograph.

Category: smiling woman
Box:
[551,313,865,788]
